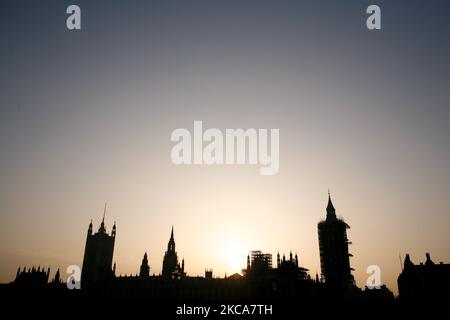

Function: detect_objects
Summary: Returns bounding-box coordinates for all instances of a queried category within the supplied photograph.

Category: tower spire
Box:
[98,203,107,233]
[167,226,175,252]
[326,190,336,219]
[112,220,116,237]
[88,219,93,236]
[139,252,150,278]
[103,203,107,223]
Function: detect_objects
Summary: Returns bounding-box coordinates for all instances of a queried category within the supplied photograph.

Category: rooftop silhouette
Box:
[3,193,449,313]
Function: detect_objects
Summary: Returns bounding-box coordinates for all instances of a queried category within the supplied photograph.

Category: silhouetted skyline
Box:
[8,198,449,304]
[10,196,382,302]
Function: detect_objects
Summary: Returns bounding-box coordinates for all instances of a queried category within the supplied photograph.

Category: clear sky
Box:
[1,0,450,294]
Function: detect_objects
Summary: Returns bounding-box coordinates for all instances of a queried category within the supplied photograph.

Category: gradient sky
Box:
[1,0,450,294]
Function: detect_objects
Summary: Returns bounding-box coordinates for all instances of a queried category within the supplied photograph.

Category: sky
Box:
[1,0,450,294]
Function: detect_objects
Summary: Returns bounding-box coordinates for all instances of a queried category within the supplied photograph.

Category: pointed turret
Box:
[425,252,435,266]
[98,203,107,233]
[162,226,182,279]
[140,252,150,278]
[53,268,61,283]
[326,190,336,220]
[167,226,175,252]
[112,221,116,237]
[403,254,414,269]
[87,219,93,236]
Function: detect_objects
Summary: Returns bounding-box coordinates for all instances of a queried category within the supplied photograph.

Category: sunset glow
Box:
[1,1,450,301]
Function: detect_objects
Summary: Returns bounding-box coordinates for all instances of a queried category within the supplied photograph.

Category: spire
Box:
[54,268,61,283]
[404,253,414,269]
[326,190,336,219]
[167,226,175,252]
[88,219,93,236]
[425,252,434,266]
[140,252,150,278]
[98,203,107,233]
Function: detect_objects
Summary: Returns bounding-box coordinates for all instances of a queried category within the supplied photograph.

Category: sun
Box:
[221,236,250,274]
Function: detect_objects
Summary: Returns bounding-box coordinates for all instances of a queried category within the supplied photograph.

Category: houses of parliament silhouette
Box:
[6,193,450,303]
[77,193,360,300]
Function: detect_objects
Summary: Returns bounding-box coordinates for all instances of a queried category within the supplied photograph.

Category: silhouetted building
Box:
[139,252,150,278]
[244,250,272,277]
[52,268,61,284]
[318,193,355,292]
[276,251,308,281]
[14,266,50,288]
[81,206,116,288]
[237,249,318,299]
[361,284,394,302]
[162,227,185,279]
[398,253,450,301]
[7,198,403,304]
